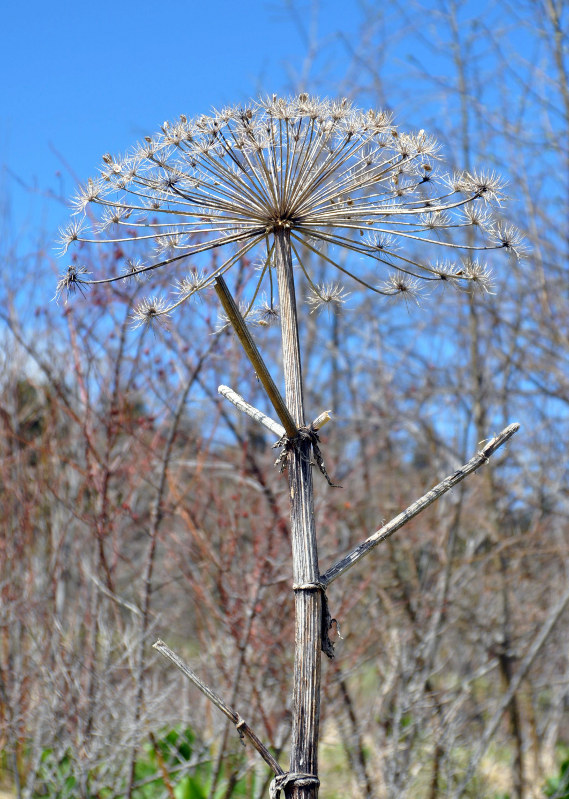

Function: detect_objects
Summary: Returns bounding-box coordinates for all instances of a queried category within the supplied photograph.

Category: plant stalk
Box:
[273,228,321,799]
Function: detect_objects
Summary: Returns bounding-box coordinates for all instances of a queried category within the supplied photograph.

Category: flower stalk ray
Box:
[58,94,524,313]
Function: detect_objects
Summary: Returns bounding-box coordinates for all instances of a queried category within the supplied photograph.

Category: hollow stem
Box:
[273,227,321,799]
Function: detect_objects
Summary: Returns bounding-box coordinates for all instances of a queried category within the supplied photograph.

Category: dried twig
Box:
[451,579,569,798]
[321,423,520,587]
[218,385,286,438]
[218,384,333,438]
[152,640,284,777]
[215,277,297,438]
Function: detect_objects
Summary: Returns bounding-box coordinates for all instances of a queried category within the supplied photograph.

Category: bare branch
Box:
[152,639,284,777]
[321,423,520,587]
[451,580,569,798]
[218,385,286,438]
[214,277,298,438]
[218,384,333,438]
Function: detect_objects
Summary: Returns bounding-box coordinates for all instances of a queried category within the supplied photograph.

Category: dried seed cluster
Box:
[57,94,524,323]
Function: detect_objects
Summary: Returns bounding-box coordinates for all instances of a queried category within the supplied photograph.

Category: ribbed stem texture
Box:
[274,228,321,798]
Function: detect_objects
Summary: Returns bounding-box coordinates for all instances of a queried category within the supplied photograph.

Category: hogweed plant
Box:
[58,94,521,798]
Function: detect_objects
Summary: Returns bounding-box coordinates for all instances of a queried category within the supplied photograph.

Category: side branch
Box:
[218,385,333,440]
[214,277,297,438]
[218,385,286,438]
[153,640,284,777]
[321,423,520,587]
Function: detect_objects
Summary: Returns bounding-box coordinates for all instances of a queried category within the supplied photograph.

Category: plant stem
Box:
[274,228,321,798]
[320,423,519,586]
[214,276,297,438]
[153,641,284,776]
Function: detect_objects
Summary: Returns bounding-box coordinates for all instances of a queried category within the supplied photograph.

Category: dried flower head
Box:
[257,297,280,326]
[131,296,171,331]
[54,265,90,303]
[489,222,529,260]
[123,257,147,283]
[379,272,424,306]
[59,94,523,325]
[306,283,350,314]
[461,259,495,294]
[58,220,86,255]
[174,270,210,299]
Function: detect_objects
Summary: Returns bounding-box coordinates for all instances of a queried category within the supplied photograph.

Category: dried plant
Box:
[56,94,522,799]
[58,93,522,316]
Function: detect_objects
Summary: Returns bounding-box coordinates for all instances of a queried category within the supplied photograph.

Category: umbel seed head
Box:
[57,94,525,322]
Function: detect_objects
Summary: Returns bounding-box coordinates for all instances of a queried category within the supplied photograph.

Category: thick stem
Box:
[274,228,321,798]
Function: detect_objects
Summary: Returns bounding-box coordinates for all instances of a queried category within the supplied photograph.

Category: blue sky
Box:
[0,0,543,273]
[1,0,365,249]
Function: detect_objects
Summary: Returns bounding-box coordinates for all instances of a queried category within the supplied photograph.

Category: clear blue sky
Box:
[0,0,365,249]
